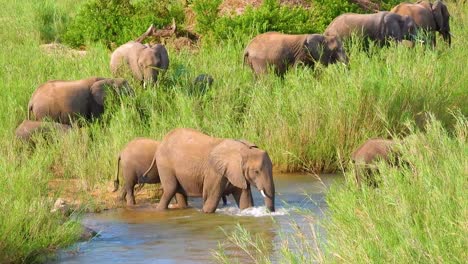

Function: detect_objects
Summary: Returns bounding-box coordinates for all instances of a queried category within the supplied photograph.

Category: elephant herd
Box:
[14,1,451,213]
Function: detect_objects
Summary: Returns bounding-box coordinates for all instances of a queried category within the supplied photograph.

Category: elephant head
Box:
[305,34,348,66]
[210,140,275,212]
[138,44,169,86]
[89,78,133,116]
[399,15,418,41]
[432,0,451,45]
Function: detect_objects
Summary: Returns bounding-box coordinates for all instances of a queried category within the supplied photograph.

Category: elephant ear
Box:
[209,140,248,189]
[90,79,111,106]
[304,34,325,62]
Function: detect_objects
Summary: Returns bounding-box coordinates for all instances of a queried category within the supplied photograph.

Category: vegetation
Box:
[0,0,465,263]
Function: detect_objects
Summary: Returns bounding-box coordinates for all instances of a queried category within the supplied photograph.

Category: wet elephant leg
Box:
[172,191,188,209]
[123,168,137,206]
[232,186,254,210]
[156,167,178,210]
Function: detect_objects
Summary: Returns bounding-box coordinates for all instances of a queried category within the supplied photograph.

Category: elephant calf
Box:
[244,32,348,76]
[15,120,71,142]
[390,0,451,46]
[114,138,162,206]
[28,77,132,125]
[324,11,417,46]
[351,138,399,186]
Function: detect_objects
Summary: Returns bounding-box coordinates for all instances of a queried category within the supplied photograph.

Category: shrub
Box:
[62,0,185,48]
[193,0,360,39]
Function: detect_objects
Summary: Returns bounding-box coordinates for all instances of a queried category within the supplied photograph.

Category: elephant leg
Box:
[156,167,178,210]
[249,57,268,75]
[222,195,227,205]
[123,168,137,206]
[202,178,226,213]
[173,191,188,209]
[120,189,127,202]
[232,187,254,210]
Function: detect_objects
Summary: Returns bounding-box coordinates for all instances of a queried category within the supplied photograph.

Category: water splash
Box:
[217,206,288,217]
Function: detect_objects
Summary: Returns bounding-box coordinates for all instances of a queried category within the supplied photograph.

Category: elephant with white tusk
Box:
[28,77,132,125]
[142,128,275,213]
[390,0,451,46]
[110,25,169,85]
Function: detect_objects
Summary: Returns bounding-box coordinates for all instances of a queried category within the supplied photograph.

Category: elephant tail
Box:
[243,50,249,68]
[112,155,121,192]
[27,104,33,120]
[141,154,156,179]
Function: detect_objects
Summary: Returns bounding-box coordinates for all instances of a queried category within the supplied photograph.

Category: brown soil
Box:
[40,43,87,57]
[48,179,163,213]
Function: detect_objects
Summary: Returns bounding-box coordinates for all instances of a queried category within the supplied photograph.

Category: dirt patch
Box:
[40,43,87,57]
[48,179,163,213]
[219,0,310,16]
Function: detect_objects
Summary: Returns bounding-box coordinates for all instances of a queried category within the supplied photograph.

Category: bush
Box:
[62,0,185,48]
[193,0,360,39]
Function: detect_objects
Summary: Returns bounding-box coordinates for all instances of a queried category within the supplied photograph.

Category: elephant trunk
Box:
[442,31,451,46]
[260,182,275,212]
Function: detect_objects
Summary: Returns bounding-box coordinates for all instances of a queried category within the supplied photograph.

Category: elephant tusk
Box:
[260,189,267,198]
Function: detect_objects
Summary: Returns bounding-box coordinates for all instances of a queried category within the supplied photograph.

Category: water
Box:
[52,174,342,264]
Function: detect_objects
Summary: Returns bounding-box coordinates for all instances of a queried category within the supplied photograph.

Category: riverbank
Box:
[0,0,466,263]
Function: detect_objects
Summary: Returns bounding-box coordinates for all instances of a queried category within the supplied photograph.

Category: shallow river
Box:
[53,174,342,264]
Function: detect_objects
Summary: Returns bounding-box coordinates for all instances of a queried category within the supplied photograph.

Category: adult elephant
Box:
[243,32,348,76]
[110,41,169,86]
[28,77,132,125]
[391,0,451,46]
[324,11,417,46]
[143,128,275,213]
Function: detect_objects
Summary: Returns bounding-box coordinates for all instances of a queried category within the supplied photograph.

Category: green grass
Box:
[0,0,466,263]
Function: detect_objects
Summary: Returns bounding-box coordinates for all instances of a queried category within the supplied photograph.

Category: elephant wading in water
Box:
[28,77,132,125]
[110,25,169,86]
[391,0,451,46]
[113,138,186,206]
[15,120,71,142]
[243,32,348,76]
[143,128,275,213]
[324,11,417,46]
[351,138,399,186]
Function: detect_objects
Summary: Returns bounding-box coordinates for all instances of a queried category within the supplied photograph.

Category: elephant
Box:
[15,120,71,142]
[390,0,451,46]
[324,11,417,46]
[142,128,275,213]
[113,138,187,207]
[28,77,132,125]
[351,138,398,186]
[243,32,348,76]
[110,41,169,85]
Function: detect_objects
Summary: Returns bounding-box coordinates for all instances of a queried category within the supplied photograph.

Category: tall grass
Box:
[0,0,466,263]
[324,116,467,263]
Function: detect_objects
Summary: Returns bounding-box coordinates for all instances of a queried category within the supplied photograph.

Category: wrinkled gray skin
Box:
[113,138,186,206]
[28,77,132,125]
[15,120,71,142]
[143,128,275,213]
[391,0,451,46]
[244,32,348,76]
[351,138,397,186]
[110,42,169,85]
[324,11,417,46]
